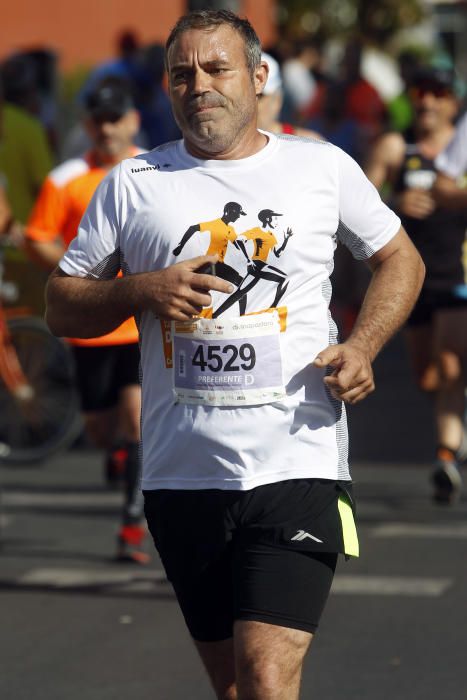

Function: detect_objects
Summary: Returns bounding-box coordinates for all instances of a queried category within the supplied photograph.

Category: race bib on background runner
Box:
[173,312,286,406]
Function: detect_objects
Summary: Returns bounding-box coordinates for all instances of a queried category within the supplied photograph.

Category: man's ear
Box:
[254,62,269,96]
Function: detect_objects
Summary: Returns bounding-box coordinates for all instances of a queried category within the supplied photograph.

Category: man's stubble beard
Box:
[178,98,257,156]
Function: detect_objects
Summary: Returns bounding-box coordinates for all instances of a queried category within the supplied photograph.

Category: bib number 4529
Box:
[192,343,256,373]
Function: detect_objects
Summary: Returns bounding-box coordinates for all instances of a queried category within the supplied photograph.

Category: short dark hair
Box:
[165,9,262,76]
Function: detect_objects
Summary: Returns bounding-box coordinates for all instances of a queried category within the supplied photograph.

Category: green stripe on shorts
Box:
[338,494,359,557]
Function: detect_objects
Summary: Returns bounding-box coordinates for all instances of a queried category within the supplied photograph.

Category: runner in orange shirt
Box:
[25,78,148,563]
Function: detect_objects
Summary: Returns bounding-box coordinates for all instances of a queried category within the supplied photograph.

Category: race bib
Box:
[173,312,286,406]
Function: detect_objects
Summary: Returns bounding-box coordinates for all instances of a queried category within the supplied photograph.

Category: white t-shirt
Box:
[435,112,467,179]
[60,133,400,491]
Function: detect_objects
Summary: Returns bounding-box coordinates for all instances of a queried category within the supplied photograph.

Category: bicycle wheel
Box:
[0,317,82,464]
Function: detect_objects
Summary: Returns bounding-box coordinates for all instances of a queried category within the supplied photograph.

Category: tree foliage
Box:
[278,0,425,43]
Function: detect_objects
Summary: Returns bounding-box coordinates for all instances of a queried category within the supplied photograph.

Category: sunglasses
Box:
[410,83,453,99]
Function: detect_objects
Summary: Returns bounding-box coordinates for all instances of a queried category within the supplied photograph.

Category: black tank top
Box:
[394,140,467,289]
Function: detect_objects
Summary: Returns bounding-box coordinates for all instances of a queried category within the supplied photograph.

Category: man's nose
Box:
[191,67,211,95]
[421,92,437,108]
[100,121,115,135]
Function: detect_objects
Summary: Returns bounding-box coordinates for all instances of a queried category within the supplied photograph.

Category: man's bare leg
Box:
[435,307,467,454]
[234,620,312,700]
[117,384,141,443]
[195,638,237,700]
[436,376,465,452]
[195,621,312,700]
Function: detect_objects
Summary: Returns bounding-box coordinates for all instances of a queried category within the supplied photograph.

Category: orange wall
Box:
[244,0,277,48]
[0,0,276,72]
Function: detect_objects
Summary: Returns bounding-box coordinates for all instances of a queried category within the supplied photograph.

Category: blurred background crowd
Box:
[1,0,467,314]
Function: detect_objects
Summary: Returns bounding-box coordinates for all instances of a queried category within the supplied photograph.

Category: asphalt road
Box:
[1,333,466,700]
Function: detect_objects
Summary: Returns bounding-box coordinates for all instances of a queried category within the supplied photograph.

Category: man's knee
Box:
[438,351,462,385]
[195,638,237,700]
[120,416,140,443]
[415,363,439,392]
[234,621,311,698]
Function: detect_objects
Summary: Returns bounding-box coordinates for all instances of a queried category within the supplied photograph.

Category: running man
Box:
[25,78,148,562]
[213,208,293,317]
[45,10,424,699]
[366,64,467,503]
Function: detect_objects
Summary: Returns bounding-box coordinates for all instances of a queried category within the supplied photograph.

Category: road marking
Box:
[332,575,452,596]
[18,567,166,588]
[3,492,122,507]
[8,568,452,597]
[371,522,467,539]
[0,514,12,528]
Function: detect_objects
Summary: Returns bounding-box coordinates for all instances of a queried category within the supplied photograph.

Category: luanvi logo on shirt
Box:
[131,165,160,174]
[291,530,323,543]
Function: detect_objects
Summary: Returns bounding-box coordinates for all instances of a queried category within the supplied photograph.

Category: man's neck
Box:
[416,123,454,154]
[91,146,135,169]
[184,128,268,161]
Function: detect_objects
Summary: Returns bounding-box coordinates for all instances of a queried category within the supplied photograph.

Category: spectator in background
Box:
[281,38,321,120]
[0,177,12,234]
[340,40,387,135]
[1,50,59,154]
[0,76,52,224]
[82,29,150,110]
[64,35,179,157]
[258,53,320,138]
[366,65,467,503]
[140,43,180,148]
[25,79,148,562]
[388,50,421,133]
[306,39,387,146]
[62,29,151,158]
[306,79,368,163]
[1,54,41,120]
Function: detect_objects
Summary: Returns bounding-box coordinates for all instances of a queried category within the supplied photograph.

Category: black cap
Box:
[85,80,135,121]
[224,202,247,216]
[412,66,455,90]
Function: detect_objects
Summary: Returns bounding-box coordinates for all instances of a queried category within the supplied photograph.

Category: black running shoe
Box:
[431,449,462,504]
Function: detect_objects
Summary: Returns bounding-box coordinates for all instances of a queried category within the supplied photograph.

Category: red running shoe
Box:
[116,524,150,565]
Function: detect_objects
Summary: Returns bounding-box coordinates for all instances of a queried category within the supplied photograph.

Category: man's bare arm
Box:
[433,172,467,209]
[24,238,65,272]
[365,132,405,190]
[366,133,435,218]
[314,227,425,404]
[45,254,233,337]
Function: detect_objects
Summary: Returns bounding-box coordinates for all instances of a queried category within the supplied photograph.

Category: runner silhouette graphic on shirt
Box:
[213,209,293,318]
[173,202,248,311]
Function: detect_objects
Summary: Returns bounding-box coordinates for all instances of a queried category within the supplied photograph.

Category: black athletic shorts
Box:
[144,478,358,642]
[407,286,467,327]
[72,342,140,412]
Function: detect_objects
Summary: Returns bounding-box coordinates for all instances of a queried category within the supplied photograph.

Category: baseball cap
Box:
[224,202,247,216]
[261,52,282,96]
[412,65,455,91]
[85,80,135,121]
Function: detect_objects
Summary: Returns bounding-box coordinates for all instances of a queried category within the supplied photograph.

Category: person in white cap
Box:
[258,52,321,138]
